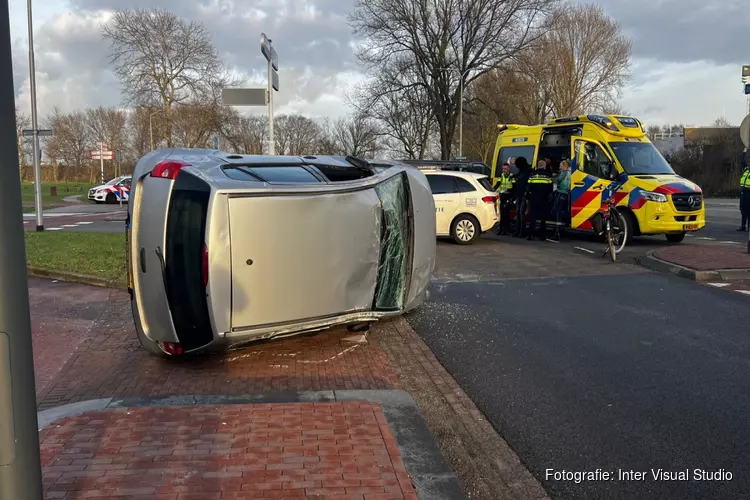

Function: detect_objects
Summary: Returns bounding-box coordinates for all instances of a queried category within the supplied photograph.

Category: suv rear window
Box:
[477,177,493,191]
[223,165,321,183]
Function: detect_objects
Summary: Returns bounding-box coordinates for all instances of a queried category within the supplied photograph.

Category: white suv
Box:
[424,171,498,244]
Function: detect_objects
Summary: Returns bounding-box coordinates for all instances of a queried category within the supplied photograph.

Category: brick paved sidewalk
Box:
[41,402,416,499]
[654,244,750,271]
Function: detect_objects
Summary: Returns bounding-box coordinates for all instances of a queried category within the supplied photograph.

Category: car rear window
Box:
[223,165,321,183]
[477,177,493,191]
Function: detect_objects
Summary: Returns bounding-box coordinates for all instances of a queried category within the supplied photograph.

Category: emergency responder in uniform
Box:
[739,148,750,231]
[513,157,531,238]
[494,162,515,235]
[526,160,554,241]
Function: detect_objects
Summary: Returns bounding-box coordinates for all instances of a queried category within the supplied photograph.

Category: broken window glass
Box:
[373,173,412,310]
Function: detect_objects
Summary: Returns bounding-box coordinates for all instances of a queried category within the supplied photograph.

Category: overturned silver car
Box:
[126,149,436,356]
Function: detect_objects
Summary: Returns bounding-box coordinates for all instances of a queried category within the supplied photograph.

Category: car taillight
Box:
[158,341,184,356]
[482,195,498,203]
[150,160,190,180]
[201,243,208,287]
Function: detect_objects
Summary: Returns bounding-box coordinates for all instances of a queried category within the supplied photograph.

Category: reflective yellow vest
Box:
[741,169,750,189]
[496,173,514,193]
[528,173,553,185]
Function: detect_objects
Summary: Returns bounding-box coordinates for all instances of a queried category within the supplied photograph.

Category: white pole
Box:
[27,0,43,231]
[459,75,463,158]
[99,141,104,184]
[267,58,275,155]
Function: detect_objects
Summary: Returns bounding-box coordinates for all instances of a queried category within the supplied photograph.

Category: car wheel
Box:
[106,192,116,204]
[451,215,479,245]
[620,209,636,245]
[666,232,686,243]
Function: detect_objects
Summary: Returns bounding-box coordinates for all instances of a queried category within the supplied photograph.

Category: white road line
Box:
[574,247,595,254]
[736,290,750,296]
[62,224,79,227]
[708,283,731,288]
[47,227,63,231]
[719,241,741,245]
[685,234,694,237]
[77,221,94,225]
[696,237,716,240]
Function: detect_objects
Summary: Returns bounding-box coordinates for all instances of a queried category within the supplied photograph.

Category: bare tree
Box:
[349,0,555,159]
[15,106,31,181]
[126,107,158,163]
[87,107,127,177]
[274,115,323,155]
[327,114,381,157]
[45,108,91,182]
[172,103,224,148]
[712,116,734,128]
[102,9,238,147]
[219,109,267,154]
[540,3,631,117]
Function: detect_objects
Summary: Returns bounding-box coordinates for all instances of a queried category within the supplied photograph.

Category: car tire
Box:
[620,210,636,245]
[106,192,116,204]
[666,232,686,243]
[451,214,480,245]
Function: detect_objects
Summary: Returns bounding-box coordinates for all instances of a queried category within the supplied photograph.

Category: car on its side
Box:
[423,170,499,245]
[89,175,132,204]
[127,150,436,357]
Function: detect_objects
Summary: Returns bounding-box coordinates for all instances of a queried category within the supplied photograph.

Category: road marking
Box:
[62,224,78,228]
[47,227,63,231]
[719,241,741,245]
[574,247,595,254]
[708,283,731,288]
[696,237,716,240]
[685,234,694,237]
[736,290,750,296]
[77,221,93,225]
[546,238,559,243]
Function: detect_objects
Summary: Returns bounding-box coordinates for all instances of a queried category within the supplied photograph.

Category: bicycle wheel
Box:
[606,220,616,263]
[611,210,628,254]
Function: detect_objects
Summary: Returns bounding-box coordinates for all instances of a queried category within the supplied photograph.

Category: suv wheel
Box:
[451,215,479,245]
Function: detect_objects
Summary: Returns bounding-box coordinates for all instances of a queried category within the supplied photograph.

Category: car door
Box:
[569,137,617,229]
[426,175,461,235]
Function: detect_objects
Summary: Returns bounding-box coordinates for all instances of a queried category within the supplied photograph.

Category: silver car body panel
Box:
[127,148,436,353]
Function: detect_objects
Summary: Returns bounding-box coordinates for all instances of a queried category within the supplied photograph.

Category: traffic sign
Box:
[95,141,110,151]
[115,150,121,163]
[221,88,267,106]
[740,114,750,149]
[90,151,114,160]
[745,83,750,95]
[22,128,52,137]
[272,70,279,91]
[261,33,278,71]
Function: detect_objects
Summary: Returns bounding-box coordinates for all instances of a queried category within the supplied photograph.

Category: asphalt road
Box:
[23,202,126,233]
[408,238,749,500]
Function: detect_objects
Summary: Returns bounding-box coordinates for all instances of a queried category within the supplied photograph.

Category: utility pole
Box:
[26,0,43,231]
[0,0,44,497]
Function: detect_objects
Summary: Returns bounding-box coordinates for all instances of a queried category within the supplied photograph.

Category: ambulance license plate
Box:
[684,224,699,231]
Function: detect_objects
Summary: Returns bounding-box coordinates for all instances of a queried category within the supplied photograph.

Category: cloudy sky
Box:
[8,0,750,128]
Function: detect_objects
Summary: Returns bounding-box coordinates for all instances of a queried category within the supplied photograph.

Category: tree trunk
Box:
[164,102,173,148]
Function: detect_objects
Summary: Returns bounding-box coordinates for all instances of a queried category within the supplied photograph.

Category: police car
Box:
[422,170,499,244]
[88,175,132,204]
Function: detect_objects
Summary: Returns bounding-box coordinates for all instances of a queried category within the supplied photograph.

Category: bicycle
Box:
[598,196,627,262]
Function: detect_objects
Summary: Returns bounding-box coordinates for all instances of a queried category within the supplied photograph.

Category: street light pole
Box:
[26,0,43,232]
[0,0,44,497]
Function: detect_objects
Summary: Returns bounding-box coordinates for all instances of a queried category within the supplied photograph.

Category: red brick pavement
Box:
[40,402,417,499]
[37,291,398,410]
[655,244,750,271]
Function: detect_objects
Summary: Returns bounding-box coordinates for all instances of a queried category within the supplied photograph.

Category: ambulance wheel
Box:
[620,210,636,245]
[106,192,116,204]
[451,215,479,245]
[666,232,685,243]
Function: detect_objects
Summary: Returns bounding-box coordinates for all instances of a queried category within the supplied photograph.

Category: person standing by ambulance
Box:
[513,157,531,238]
[526,160,553,241]
[494,162,515,235]
[551,159,571,240]
[739,148,750,232]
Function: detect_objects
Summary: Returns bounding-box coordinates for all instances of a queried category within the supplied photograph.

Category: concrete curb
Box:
[637,251,750,282]
[38,390,466,500]
[27,267,126,289]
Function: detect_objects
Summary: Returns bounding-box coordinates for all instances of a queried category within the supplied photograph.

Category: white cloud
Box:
[8,0,749,128]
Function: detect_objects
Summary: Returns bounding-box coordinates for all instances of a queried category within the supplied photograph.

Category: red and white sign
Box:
[95,141,110,151]
[91,151,114,160]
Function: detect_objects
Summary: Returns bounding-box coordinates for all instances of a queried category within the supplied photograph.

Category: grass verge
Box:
[21,182,92,203]
[25,231,126,285]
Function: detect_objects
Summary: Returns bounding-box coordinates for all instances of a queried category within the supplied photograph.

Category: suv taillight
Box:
[151,160,190,179]
[201,243,208,287]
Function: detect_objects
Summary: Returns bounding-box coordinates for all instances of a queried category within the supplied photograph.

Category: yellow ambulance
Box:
[491,114,705,243]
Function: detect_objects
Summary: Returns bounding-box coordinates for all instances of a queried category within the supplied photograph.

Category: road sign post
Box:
[261,33,279,155]
[91,142,113,184]
[0,0,45,497]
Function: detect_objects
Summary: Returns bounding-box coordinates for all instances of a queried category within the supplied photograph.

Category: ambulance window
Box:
[426,175,456,194]
[582,143,611,179]
[499,146,536,174]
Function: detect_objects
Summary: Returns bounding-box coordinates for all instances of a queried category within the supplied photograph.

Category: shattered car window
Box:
[373,173,412,310]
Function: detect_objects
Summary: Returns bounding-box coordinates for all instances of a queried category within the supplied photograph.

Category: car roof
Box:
[423,170,487,180]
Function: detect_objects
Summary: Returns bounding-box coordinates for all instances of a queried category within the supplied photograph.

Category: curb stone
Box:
[38,390,466,500]
[27,266,126,289]
[636,250,746,282]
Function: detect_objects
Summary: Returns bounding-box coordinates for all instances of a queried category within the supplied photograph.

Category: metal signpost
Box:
[0,0,44,497]
[741,113,750,253]
[261,33,279,155]
[91,142,113,184]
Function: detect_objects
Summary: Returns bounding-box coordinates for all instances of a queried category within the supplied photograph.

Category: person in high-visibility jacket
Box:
[739,148,750,232]
[493,162,515,235]
[525,160,554,241]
